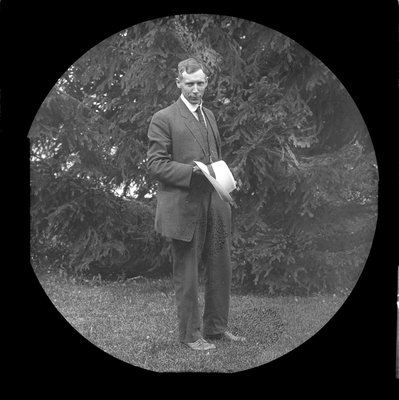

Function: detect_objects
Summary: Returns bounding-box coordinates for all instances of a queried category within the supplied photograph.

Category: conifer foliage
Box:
[30,15,378,294]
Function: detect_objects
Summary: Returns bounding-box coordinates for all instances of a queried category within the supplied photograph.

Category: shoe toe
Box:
[186,338,216,351]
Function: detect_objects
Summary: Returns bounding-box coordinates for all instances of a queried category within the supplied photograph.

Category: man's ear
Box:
[176,78,181,89]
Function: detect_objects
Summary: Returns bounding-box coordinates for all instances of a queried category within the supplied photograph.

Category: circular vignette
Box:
[29,13,379,373]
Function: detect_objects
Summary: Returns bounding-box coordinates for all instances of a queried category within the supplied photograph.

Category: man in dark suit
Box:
[147,58,245,350]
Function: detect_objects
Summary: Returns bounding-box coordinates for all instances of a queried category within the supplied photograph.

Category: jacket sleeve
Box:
[147,110,193,188]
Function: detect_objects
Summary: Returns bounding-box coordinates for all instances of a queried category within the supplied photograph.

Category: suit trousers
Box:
[171,190,232,344]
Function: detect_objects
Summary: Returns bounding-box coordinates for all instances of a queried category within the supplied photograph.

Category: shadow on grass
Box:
[37,272,346,373]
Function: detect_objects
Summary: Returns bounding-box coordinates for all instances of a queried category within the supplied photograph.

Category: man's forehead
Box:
[181,69,207,82]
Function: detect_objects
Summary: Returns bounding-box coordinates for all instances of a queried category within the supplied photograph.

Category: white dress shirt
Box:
[180,94,207,127]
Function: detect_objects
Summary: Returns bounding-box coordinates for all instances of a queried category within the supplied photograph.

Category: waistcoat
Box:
[194,113,219,164]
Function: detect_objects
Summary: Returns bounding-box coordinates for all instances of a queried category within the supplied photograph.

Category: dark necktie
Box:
[195,106,206,127]
[195,106,214,162]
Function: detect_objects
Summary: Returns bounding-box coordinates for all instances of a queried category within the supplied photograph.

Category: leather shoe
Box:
[185,338,216,351]
[205,331,246,342]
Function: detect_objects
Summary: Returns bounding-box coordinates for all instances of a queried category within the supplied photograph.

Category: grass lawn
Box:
[37,272,346,373]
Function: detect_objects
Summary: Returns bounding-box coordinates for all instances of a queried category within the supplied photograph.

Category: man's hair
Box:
[177,58,207,80]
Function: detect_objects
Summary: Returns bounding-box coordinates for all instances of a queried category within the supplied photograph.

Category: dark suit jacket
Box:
[147,97,223,242]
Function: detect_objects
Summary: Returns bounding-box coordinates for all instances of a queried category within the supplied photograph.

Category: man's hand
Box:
[192,165,202,175]
[190,164,208,188]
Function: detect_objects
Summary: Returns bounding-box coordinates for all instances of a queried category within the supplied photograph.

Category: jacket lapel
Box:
[203,107,221,158]
[176,98,207,157]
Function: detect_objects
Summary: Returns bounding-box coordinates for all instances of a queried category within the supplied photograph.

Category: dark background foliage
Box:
[29,15,378,295]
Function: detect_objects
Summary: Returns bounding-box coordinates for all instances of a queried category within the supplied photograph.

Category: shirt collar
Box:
[180,94,202,113]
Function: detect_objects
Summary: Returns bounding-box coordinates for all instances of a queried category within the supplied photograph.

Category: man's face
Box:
[176,69,208,105]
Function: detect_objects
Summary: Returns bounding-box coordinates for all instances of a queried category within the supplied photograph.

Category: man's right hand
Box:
[192,165,202,175]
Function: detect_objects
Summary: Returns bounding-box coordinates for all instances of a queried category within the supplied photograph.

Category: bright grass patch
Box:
[37,272,346,373]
